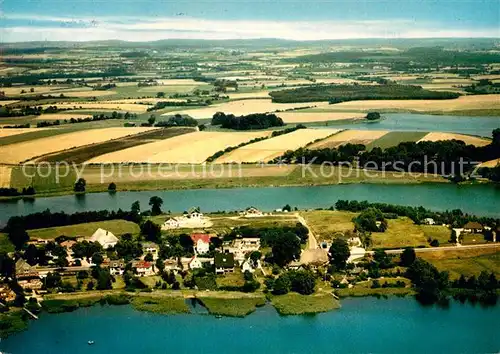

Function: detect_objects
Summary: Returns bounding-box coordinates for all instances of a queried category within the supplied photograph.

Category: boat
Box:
[88,340,95,345]
[215,315,222,319]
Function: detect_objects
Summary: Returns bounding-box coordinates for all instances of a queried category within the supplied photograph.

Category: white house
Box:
[161,211,212,230]
[242,207,264,218]
[163,217,179,229]
[241,259,254,273]
[424,218,436,225]
[188,256,203,270]
[105,259,126,275]
[90,228,118,249]
[142,242,160,260]
[190,233,211,254]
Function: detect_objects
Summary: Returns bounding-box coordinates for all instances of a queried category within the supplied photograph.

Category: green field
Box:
[371,217,428,249]
[198,295,266,317]
[271,293,340,315]
[131,295,190,314]
[0,233,14,253]
[27,220,140,240]
[299,210,356,241]
[10,165,77,192]
[419,225,452,245]
[366,131,429,150]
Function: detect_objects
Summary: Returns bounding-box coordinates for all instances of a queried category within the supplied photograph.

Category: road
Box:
[367,243,500,255]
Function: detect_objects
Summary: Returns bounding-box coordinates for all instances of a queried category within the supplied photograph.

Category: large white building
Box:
[90,228,119,249]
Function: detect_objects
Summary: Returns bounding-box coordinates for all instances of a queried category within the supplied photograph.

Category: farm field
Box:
[419,225,452,245]
[33,113,93,120]
[479,158,500,168]
[27,220,140,240]
[276,112,366,123]
[299,210,356,241]
[38,127,196,163]
[0,127,157,164]
[86,131,272,164]
[215,128,338,163]
[418,132,490,146]
[0,128,50,137]
[371,217,428,248]
[315,94,500,113]
[168,99,329,119]
[0,166,12,188]
[309,129,388,149]
[41,102,152,112]
[366,131,429,149]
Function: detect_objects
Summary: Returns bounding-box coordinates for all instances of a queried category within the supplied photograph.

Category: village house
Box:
[90,228,119,249]
[215,252,235,274]
[60,240,77,250]
[142,242,160,260]
[223,237,260,265]
[188,256,203,270]
[423,218,436,225]
[132,260,155,276]
[27,238,49,246]
[190,233,211,254]
[103,259,126,275]
[15,259,40,279]
[241,206,264,218]
[18,278,43,291]
[164,258,181,272]
[162,209,212,230]
[463,221,484,234]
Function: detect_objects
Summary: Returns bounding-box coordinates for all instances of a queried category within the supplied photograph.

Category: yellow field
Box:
[1,85,70,95]
[33,113,93,120]
[321,95,500,112]
[309,130,388,149]
[0,100,20,106]
[86,131,271,164]
[171,99,329,119]
[0,128,46,137]
[0,166,11,187]
[157,79,204,85]
[0,127,157,164]
[479,158,500,168]
[41,102,152,112]
[418,132,490,146]
[277,112,365,123]
[215,129,338,163]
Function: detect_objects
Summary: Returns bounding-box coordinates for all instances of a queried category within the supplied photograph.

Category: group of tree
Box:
[211,112,284,130]
[0,187,35,197]
[353,207,388,232]
[334,199,500,229]
[279,128,500,178]
[269,83,460,104]
[146,100,207,112]
[0,105,62,117]
[270,270,316,295]
[37,112,138,128]
[153,114,198,127]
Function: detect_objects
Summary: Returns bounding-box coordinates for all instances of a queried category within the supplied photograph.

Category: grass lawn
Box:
[337,286,415,297]
[0,233,14,253]
[420,248,500,278]
[366,131,428,150]
[198,295,266,317]
[209,215,298,234]
[27,220,140,240]
[300,210,356,240]
[216,270,246,288]
[131,295,190,314]
[10,165,77,192]
[461,233,488,245]
[372,217,428,249]
[139,275,162,288]
[419,225,452,245]
[271,293,340,315]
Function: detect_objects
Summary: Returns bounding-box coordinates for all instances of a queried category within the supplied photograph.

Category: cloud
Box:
[1,14,498,42]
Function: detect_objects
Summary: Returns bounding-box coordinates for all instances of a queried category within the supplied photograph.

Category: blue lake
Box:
[321,113,500,137]
[2,297,499,354]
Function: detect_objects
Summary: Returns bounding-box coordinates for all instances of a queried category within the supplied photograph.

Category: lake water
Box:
[1,297,499,354]
[323,113,500,137]
[1,183,500,224]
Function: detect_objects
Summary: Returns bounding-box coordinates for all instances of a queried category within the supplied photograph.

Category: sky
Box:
[0,0,499,42]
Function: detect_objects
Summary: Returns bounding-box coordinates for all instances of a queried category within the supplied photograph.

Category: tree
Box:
[249,251,262,264]
[74,178,86,193]
[366,112,381,120]
[271,232,301,267]
[373,249,392,269]
[353,208,386,232]
[149,196,163,215]
[140,220,162,243]
[289,270,316,295]
[131,200,141,214]
[273,274,291,295]
[406,258,449,303]
[144,252,154,262]
[155,258,165,273]
[400,248,416,267]
[156,92,165,98]
[148,115,156,125]
[0,252,15,278]
[8,227,29,250]
[107,182,117,193]
[329,238,350,270]
[91,252,104,266]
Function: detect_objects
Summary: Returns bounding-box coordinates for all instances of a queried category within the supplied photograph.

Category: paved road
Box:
[365,243,500,255]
